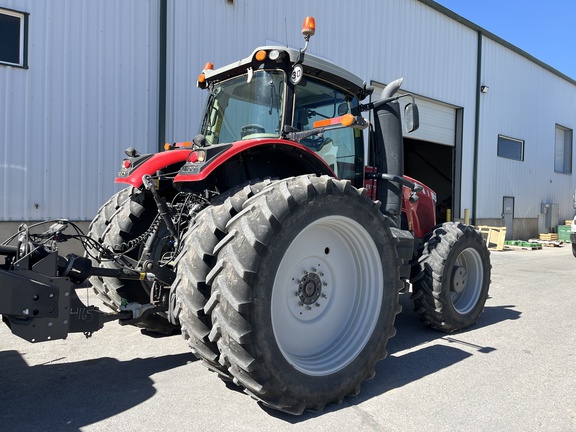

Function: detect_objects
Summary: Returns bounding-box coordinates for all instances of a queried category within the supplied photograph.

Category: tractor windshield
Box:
[200,70,285,144]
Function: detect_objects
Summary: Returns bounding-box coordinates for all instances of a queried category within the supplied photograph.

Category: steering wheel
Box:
[241,124,265,138]
[302,137,333,151]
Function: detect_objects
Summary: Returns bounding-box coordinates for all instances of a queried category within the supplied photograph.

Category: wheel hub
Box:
[287,263,331,320]
[451,265,467,294]
[298,271,322,305]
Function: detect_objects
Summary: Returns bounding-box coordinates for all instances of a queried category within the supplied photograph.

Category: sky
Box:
[432,0,576,80]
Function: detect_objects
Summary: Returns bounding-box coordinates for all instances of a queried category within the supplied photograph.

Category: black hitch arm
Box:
[1,249,165,343]
[1,265,131,342]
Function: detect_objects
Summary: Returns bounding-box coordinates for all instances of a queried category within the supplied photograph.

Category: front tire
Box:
[412,222,491,332]
[206,175,402,414]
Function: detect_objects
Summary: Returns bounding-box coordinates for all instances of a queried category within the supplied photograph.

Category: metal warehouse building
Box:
[2,0,576,240]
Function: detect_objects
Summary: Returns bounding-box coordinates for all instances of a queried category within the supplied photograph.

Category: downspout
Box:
[157,0,167,151]
[472,30,482,224]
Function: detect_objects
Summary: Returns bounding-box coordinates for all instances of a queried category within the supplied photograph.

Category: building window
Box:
[554,124,573,174]
[0,8,28,68]
[497,135,524,161]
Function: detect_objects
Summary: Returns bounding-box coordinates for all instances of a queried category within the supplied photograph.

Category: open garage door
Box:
[371,84,462,222]
[404,137,454,222]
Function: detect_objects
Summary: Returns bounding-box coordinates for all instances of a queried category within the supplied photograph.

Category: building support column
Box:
[472,30,482,224]
[157,0,167,151]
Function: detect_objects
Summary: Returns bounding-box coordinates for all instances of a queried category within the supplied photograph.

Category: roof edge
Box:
[417,0,576,86]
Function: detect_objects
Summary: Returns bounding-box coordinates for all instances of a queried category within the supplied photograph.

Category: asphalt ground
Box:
[1,243,575,431]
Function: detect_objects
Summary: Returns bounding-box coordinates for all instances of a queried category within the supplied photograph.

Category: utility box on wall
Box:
[538,203,559,233]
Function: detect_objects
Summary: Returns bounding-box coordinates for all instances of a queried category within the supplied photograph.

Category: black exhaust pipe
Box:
[372,90,404,227]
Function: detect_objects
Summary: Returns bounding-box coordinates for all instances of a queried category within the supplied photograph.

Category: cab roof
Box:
[201,46,372,101]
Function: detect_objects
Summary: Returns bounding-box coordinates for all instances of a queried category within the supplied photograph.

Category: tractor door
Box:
[292,77,365,187]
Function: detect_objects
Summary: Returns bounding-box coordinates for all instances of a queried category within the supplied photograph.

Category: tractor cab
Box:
[176,18,372,190]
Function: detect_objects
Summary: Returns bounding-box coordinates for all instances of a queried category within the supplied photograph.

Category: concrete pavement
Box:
[1,244,575,431]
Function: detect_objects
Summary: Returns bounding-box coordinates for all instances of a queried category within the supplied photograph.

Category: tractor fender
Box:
[115,149,192,188]
[173,139,334,184]
[402,175,437,238]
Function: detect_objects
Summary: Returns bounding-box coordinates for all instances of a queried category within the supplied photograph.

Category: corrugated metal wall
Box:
[166,0,576,221]
[478,37,576,220]
[166,0,480,134]
[0,0,159,221]
[165,0,481,213]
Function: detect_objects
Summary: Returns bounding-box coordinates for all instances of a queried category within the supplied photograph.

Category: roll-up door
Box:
[372,84,457,146]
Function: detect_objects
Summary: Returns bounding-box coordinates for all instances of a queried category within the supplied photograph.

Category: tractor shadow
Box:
[0,349,193,431]
[264,293,521,422]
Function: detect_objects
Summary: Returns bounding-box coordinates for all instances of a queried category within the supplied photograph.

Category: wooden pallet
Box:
[539,233,559,241]
[477,226,506,251]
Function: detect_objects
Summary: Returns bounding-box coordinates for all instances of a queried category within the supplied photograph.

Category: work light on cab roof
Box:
[196,16,316,88]
[197,62,214,86]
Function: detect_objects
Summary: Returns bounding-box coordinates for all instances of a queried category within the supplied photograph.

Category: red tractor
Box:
[1,17,490,414]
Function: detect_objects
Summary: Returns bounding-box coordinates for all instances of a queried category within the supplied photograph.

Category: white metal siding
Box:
[476,37,576,221]
[0,0,160,221]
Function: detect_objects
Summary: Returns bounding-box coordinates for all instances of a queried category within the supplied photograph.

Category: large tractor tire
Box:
[411,222,491,332]
[87,187,179,334]
[205,175,402,414]
[172,180,274,379]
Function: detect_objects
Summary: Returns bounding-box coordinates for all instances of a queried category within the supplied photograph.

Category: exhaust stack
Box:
[372,80,405,226]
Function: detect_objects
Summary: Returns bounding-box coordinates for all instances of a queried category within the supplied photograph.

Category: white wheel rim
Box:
[271,215,383,376]
[450,247,484,314]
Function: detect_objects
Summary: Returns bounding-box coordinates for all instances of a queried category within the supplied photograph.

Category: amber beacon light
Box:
[302,16,316,37]
[300,16,316,54]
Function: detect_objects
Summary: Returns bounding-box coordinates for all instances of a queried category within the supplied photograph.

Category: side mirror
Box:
[404,103,419,133]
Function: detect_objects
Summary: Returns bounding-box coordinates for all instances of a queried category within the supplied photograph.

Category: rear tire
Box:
[172,180,274,378]
[87,187,179,334]
[206,175,402,414]
[411,222,491,332]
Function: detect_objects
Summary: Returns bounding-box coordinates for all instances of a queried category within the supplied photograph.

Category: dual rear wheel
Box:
[176,175,402,414]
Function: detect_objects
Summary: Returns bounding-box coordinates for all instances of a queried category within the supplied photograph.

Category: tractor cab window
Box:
[293,78,362,181]
[200,70,285,144]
